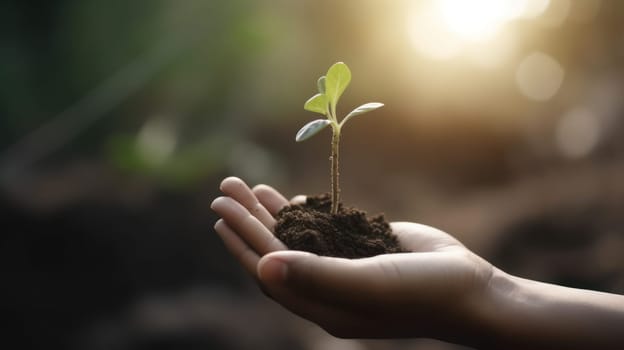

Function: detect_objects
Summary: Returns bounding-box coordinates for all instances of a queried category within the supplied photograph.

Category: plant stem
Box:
[330,125,341,214]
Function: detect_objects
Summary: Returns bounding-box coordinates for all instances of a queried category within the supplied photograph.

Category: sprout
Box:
[296,62,384,214]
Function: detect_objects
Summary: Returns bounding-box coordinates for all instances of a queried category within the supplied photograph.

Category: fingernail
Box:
[259,258,288,283]
[210,197,222,211]
[213,219,223,230]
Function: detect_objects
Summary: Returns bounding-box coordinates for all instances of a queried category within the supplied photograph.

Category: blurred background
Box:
[2,0,623,349]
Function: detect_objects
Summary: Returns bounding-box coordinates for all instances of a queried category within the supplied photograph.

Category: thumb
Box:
[257,251,393,305]
[257,250,313,284]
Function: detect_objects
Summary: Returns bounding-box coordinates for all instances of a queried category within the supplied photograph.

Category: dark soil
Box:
[274,194,404,258]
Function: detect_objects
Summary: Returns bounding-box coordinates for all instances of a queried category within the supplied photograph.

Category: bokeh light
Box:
[137,118,178,167]
[515,52,565,101]
[555,107,601,159]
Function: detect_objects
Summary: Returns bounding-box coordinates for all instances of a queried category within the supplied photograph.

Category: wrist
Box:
[475,267,624,349]
[432,259,510,348]
[477,267,520,348]
[460,266,522,349]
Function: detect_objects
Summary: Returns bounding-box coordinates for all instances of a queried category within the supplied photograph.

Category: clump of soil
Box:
[274,194,404,258]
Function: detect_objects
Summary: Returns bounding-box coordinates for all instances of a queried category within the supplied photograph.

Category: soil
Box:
[274,193,405,258]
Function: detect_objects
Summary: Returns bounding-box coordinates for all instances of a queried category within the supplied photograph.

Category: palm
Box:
[212,177,493,338]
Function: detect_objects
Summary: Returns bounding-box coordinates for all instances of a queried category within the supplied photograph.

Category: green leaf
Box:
[317,76,326,94]
[341,102,384,126]
[304,93,328,115]
[295,119,331,142]
[325,62,351,110]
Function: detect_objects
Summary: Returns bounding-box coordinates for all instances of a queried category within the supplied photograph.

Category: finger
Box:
[262,250,480,332]
[252,184,289,216]
[261,250,469,313]
[257,251,395,307]
[214,219,259,277]
[258,255,368,336]
[290,195,306,205]
[220,177,275,230]
[390,222,463,252]
[211,196,287,254]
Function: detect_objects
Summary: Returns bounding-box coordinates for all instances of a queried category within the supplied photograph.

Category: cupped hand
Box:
[211,177,494,341]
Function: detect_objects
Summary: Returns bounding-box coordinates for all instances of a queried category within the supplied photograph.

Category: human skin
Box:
[211,176,624,349]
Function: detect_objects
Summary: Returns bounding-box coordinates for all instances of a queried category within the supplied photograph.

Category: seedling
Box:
[296,62,383,215]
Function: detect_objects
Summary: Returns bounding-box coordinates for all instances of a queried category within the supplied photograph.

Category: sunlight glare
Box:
[520,0,551,19]
[407,9,463,60]
[407,0,547,61]
[438,0,525,42]
[540,0,570,27]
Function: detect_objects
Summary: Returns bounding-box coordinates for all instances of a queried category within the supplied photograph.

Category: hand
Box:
[211,177,495,343]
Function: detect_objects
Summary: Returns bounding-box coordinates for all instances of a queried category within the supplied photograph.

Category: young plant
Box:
[295,62,384,215]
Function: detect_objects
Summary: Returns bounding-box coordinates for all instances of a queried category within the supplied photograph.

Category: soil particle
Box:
[274,194,404,258]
